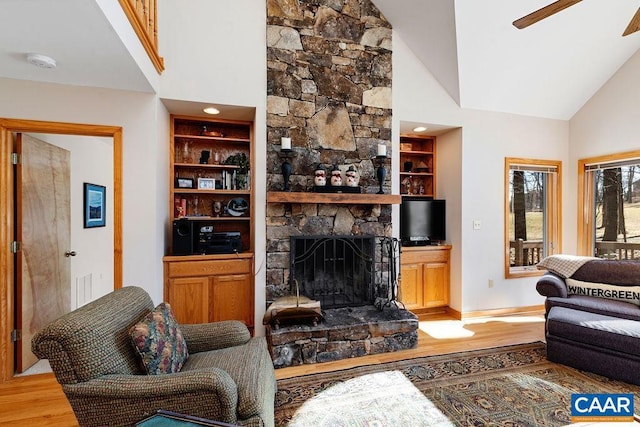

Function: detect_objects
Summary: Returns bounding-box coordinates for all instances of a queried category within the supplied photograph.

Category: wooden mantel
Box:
[267,191,401,204]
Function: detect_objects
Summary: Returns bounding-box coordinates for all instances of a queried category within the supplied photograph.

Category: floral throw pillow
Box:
[130,303,188,374]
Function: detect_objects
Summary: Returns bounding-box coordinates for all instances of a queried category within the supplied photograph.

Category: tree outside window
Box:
[504,158,562,278]
[579,151,640,259]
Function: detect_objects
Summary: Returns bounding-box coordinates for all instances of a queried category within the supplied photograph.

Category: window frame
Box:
[504,157,562,278]
[578,149,640,256]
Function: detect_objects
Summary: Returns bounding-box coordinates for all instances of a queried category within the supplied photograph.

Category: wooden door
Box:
[167,276,210,324]
[423,261,449,308]
[211,273,253,326]
[399,263,423,310]
[16,134,71,372]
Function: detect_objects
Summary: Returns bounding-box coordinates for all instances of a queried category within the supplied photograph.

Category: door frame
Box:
[0,118,123,383]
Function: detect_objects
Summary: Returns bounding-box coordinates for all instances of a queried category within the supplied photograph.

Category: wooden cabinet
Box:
[164,115,255,331]
[164,255,254,332]
[400,245,451,312]
[399,135,435,198]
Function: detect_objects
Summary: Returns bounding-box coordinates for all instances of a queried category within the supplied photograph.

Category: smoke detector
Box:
[26,53,57,69]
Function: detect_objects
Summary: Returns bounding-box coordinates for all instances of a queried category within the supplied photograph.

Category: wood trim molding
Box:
[428,305,545,321]
[577,157,589,255]
[504,157,562,278]
[267,191,401,204]
[460,305,545,319]
[0,118,123,383]
[0,127,14,383]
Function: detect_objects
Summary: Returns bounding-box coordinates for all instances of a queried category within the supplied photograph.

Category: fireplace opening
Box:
[290,236,375,309]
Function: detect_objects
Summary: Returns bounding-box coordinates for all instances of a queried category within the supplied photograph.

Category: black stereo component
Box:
[172,219,218,255]
[197,232,242,255]
[172,220,195,255]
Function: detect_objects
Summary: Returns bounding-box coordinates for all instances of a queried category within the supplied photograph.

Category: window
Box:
[504,158,561,278]
[578,150,640,259]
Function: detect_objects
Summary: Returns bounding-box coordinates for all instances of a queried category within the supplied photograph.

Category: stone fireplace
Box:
[264,0,418,368]
[266,0,394,302]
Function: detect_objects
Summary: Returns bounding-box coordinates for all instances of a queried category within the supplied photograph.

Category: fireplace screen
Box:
[290,236,375,309]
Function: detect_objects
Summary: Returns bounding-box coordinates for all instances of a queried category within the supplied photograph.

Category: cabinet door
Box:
[167,276,210,324]
[423,261,449,307]
[399,263,423,310]
[211,273,254,327]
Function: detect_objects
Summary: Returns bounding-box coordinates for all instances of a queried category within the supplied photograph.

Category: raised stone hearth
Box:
[266,306,418,368]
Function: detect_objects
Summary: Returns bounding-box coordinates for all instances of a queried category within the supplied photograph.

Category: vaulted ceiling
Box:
[373,0,640,119]
[1,0,638,121]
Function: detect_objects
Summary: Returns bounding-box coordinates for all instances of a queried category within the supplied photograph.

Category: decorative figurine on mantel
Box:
[345,165,359,187]
[314,163,327,186]
[330,165,342,186]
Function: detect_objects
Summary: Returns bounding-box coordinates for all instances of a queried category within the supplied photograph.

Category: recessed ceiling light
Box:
[413,126,428,132]
[26,53,56,69]
[203,107,220,115]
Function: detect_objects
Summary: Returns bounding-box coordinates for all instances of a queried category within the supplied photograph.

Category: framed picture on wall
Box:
[84,183,106,228]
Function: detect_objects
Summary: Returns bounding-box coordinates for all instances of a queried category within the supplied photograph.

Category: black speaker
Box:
[172,220,195,255]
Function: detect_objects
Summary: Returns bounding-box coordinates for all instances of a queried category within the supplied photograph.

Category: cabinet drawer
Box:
[401,247,450,264]
[167,259,252,278]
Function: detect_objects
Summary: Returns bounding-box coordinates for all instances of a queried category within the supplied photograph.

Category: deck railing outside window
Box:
[509,239,544,267]
[595,242,640,260]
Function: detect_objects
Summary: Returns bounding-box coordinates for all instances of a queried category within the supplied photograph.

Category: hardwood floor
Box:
[0,312,546,426]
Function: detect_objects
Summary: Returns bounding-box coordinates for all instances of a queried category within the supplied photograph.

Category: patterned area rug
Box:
[275,342,640,426]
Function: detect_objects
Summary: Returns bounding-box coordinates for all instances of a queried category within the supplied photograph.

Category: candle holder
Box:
[279,149,295,191]
[375,155,388,194]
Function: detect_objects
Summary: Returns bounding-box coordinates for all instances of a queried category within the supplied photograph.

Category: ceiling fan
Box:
[513,0,640,36]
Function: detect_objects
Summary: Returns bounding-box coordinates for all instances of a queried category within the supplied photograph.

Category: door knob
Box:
[64,251,77,257]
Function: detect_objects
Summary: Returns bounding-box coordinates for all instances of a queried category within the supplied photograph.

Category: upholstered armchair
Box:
[31,286,276,427]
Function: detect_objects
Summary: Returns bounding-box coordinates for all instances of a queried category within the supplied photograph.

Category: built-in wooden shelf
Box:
[267,191,401,205]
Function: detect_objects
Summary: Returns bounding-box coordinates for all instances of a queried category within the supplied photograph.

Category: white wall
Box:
[570,50,640,158]
[0,78,166,303]
[156,100,171,257]
[393,33,570,313]
[568,50,640,255]
[158,0,266,109]
[456,108,568,312]
[436,128,462,310]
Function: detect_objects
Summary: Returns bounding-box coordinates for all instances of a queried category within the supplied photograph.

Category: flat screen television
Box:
[400,198,446,245]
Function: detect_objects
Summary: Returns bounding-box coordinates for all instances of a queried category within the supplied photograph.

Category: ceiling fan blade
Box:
[623,6,640,36]
[513,0,582,29]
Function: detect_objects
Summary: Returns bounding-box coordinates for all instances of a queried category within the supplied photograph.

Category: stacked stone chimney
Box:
[266,0,393,302]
